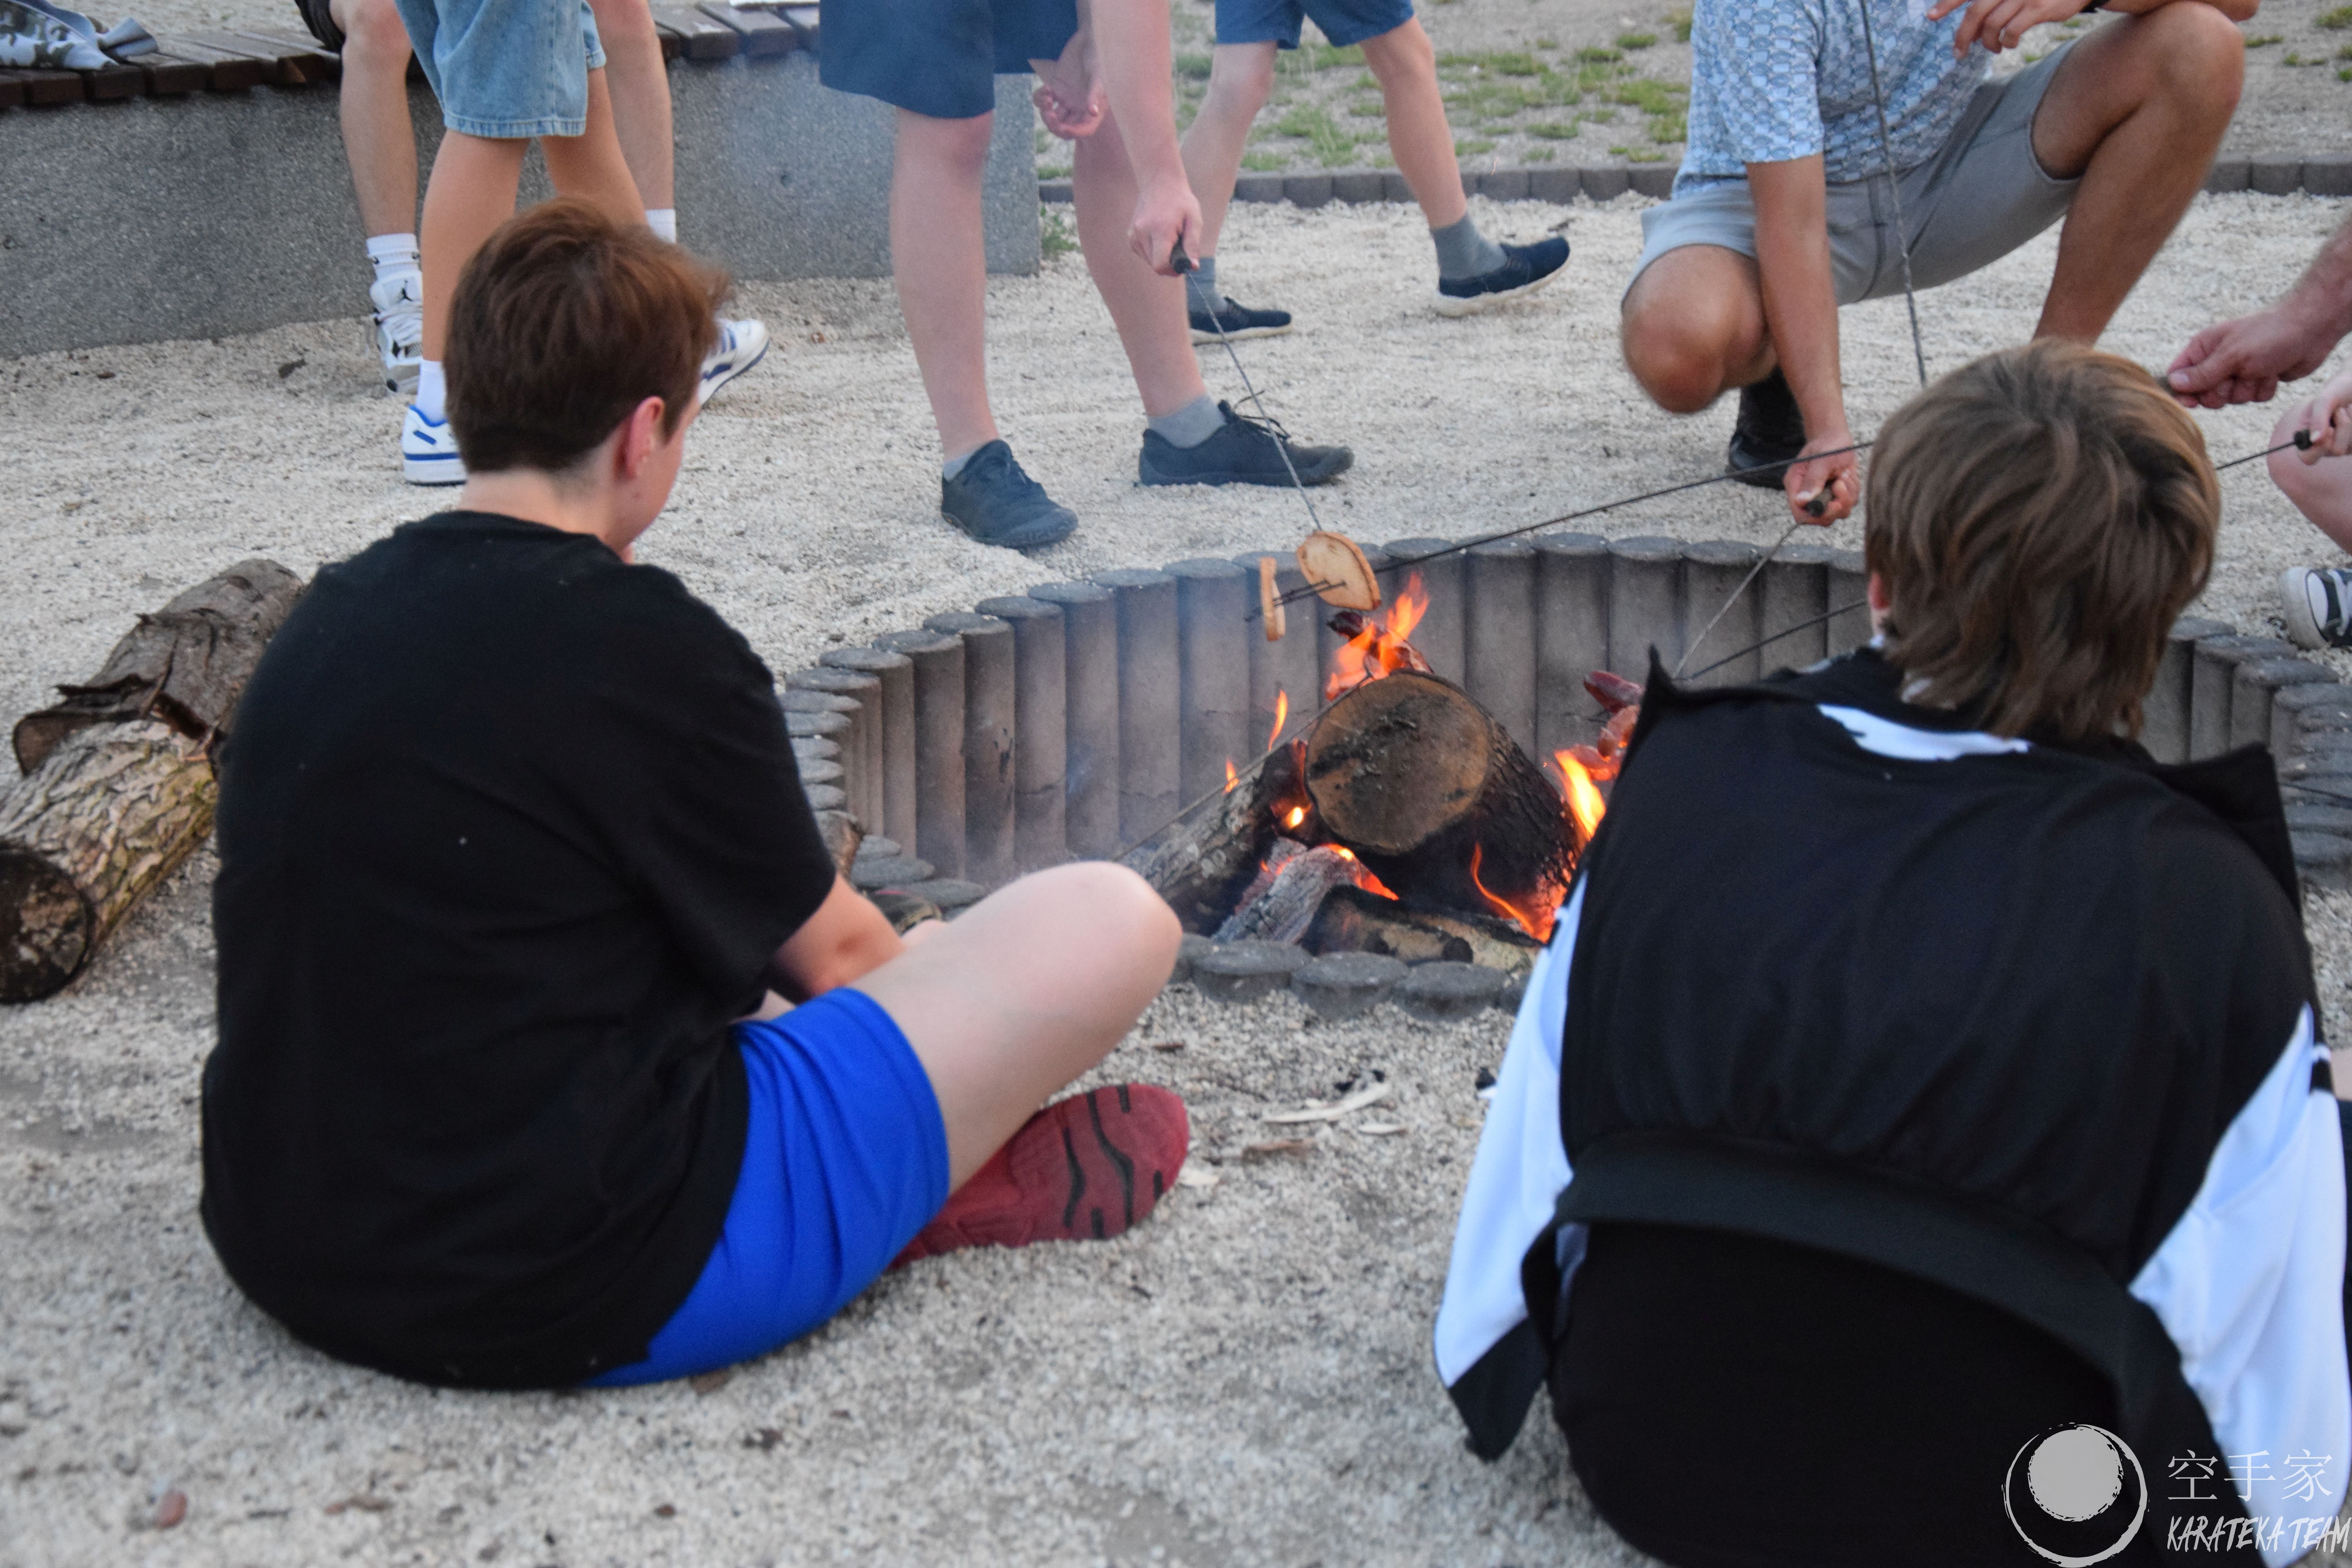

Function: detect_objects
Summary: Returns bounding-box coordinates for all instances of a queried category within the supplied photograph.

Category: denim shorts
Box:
[392,0,608,139]
[818,0,1078,120]
[1629,44,2079,305]
[1214,0,1413,51]
[583,988,952,1387]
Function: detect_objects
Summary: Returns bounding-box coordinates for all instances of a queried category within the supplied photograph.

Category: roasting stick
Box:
[1173,237,1324,536]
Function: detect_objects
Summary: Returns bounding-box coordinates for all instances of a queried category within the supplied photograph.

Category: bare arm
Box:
[2168,213,2352,407]
[1749,155,1859,525]
[1077,0,1202,272]
[766,874,904,1002]
[1931,0,2256,57]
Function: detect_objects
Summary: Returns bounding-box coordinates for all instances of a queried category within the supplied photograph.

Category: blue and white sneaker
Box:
[1434,234,1572,318]
[700,316,769,403]
[368,271,424,397]
[401,404,466,486]
[2281,566,2352,650]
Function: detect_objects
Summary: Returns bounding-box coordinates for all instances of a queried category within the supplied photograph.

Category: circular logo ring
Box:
[2004,1424,2148,1566]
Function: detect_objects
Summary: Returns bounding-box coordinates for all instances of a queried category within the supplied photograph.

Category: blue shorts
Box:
[392,0,608,139]
[1214,0,1412,50]
[584,988,951,1387]
[817,0,1078,120]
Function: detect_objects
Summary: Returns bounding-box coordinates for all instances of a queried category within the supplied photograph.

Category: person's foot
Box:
[1727,367,1805,489]
[891,1084,1190,1267]
[941,439,1079,549]
[368,273,423,397]
[1189,294,1295,344]
[401,404,466,487]
[2281,566,2352,650]
[700,317,769,403]
[1434,235,1571,318]
[1138,402,1353,488]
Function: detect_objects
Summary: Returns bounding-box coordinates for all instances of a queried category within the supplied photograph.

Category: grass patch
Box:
[1575,44,1623,63]
[1534,36,1558,49]
[1274,103,1366,165]
[1665,6,1691,42]
[2320,5,2352,27]
[1489,50,1544,74]
[1649,110,1687,144]
[1241,150,1287,171]
[1526,120,1581,140]
[1348,99,1386,117]
[1608,77,1687,114]
[1446,79,1537,119]
[1612,144,1670,163]
[1291,40,1364,70]
[1455,137,1498,156]
[1616,31,1657,48]
[1174,51,1213,78]
[2285,50,2326,64]
[2245,33,2283,46]
[1040,211,1077,259]
[1527,146,1554,162]
[2341,65,2352,79]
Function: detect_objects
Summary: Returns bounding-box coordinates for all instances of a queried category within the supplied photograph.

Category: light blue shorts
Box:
[583,988,952,1387]
[392,0,608,139]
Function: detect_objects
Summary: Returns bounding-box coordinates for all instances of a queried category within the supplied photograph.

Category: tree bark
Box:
[12,558,306,775]
[1122,745,1298,934]
[1305,886,1541,974]
[1303,670,1572,922]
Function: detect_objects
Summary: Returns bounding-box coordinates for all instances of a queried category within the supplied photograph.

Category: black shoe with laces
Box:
[1137,401,1353,488]
[1727,368,1806,489]
[1434,234,1571,317]
[940,439,1078,550]
[1189,294,1295,344]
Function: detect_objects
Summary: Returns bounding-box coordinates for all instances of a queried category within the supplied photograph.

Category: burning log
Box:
[1303,669,1572,936]
[2,560,305,1002]
[1214,841,1370,945]
[1305,886,1541,975]
[1121,744,1299,933]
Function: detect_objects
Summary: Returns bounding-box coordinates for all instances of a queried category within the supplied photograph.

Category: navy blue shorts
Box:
[583,988,950,1387]
[1214,0,1412,50]
[817,0,1079,121]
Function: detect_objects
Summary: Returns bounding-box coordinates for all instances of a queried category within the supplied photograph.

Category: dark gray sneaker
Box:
[1138,402,1352,488]
[941,440,1078,549]
[1189,294,1295,343]
[1728,368,1805,489]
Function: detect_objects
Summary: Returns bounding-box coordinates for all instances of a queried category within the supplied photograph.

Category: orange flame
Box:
[1224,758,1240,794]
[1469,844,1557,943]
[1282,804,1307,830]
[1270,689,1289,752]
[1552,750,1607,844]
[1325,573,1430,699]
[1330,845,1399,901]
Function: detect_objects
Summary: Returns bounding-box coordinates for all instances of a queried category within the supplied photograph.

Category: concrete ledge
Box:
[0,54,1037,359]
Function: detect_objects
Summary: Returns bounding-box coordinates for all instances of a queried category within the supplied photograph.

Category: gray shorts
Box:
[1629,44,2079,305]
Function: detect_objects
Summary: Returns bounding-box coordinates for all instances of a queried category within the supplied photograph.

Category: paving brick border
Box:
[1040,154,2352,208]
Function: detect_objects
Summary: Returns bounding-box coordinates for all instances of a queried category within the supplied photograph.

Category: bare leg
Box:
[586,0,675,210]
[2029,5,2243,341]
[2271,405,2352,557]
[417,133,528,360]
[1072,106,1209,419]
[538,70,647,225]
[892,108,999,458]
[328,0,419,237]
[851,864,1180,1186]
[1178,42,1276,261]
[1619,244,1775,414]
[1360,20,1465,232]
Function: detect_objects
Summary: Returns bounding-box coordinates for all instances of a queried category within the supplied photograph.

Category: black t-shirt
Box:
[201,511,838,1388]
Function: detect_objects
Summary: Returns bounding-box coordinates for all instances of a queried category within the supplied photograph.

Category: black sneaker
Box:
[1138,402,1353,488]
[940,440,1078,550]
[1434,234,1571,317]
[1727,368,1806,489]
[1189,294,1295,344]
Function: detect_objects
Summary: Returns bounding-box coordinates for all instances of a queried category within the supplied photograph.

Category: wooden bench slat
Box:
[225,30,343,82]
[132,50,210,94]
[697,2,797,57]
[145,35,270,92]
[777,4,817,45]
[0,71,26,110]
[650,18,689,61]
[80,60,146,100]
[181,31,322,87]
[649,5,739,60]
[0,67,89,105]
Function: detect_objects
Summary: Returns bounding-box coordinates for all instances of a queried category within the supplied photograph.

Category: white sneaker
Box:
[370,272,424,397]
[401,403,466,486]
[700,316,769,403]
[2281,566,2352,650]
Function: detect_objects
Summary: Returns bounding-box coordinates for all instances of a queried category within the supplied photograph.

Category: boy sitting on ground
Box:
[1437,341,2348,1564]
[201,201,1188,1390]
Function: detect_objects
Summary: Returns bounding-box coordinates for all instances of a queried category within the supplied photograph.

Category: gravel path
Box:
[6,192,2352,1566]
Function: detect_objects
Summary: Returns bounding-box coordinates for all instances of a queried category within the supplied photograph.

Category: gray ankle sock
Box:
[1147,394,1224,450]
[1432,215,1507,282]
[1185,254,1220,312]
[941,444,984,481]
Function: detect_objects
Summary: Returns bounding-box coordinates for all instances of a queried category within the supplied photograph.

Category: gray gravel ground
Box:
[8,192,2352,1566]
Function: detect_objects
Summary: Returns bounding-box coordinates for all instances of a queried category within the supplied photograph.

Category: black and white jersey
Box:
[1436,651,2348,1567]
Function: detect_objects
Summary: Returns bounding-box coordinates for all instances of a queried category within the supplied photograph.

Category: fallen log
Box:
[2,560,303,1002]
[1122,744,1298,933]
[1306,886,1541,976]
[1303,670,1571,927]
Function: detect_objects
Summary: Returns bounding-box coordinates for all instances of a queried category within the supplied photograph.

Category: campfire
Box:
[1143,574,1631,976]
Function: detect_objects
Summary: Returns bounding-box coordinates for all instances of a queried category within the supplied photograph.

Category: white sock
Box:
[365,231,421,284]
[645,208,678,243]
[416,359,446,420]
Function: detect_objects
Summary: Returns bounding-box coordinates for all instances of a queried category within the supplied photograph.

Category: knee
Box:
[1361,20,1431,84]
[2146,5,2243,122]
[1622,305,1732,414]
[341,0,413,65]
[1053,862,1183,976]
[899,109,995,180]
[1206,47,1275,115]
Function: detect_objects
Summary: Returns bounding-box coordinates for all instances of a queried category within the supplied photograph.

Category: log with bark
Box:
[1305,885,1541,975]
[1,560,304,1002]
[1121,744,1298,933]
[1302,669,1572,927]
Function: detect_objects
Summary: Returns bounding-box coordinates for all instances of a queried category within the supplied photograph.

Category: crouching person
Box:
[1436,341,2350,1565]
[200,200,1187,1390]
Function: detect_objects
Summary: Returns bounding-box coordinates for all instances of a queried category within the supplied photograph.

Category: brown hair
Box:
[445,198,726,474]
[1864,340,2221,744]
